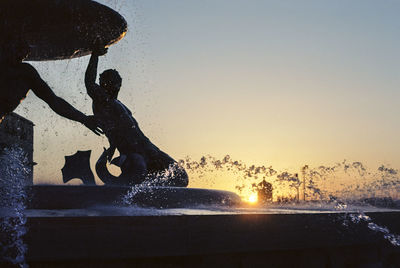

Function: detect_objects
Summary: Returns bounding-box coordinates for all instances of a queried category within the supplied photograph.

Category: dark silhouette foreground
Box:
[0,37,102,135]
[85,45,188,187]
[0,0,127,61]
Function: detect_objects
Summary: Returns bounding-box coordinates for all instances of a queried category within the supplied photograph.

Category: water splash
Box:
[177,155,400,205]
[345,212,400,247]
[122,163,185,206]
[0,147,30,267]
[120,154,400,247]
[178,155,400,246]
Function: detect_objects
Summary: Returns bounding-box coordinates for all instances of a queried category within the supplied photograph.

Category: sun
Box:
[247,193,258,204]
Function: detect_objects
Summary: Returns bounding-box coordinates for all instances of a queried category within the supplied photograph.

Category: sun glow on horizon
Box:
[247,193,258,204]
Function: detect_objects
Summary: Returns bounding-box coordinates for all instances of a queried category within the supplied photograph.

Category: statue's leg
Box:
[120,153,147,185]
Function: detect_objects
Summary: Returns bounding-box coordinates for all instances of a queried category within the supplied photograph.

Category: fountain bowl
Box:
[1,0,127,61]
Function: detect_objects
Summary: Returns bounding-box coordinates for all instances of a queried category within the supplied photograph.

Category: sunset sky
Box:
[14,0,400,192]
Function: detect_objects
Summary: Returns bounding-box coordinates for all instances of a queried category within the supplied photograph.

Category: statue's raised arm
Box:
[26,63,102,135]
[0,38,102,135]
[85,41,108,102]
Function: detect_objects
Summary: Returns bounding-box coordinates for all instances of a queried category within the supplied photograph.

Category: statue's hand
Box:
[93,46,108,56]
[106,146,116,162]
[97,147,109,163]
[100,146,115,163]
[83,115,103,136]
[92,37,108,56]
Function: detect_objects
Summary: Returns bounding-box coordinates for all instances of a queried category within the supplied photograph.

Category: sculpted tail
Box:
[95,149,119,185]
[61,150,96,185]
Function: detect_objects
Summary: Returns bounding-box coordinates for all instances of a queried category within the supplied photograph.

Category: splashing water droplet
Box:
[0,146,30,267]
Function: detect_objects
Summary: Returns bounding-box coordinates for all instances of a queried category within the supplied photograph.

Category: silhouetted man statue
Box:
[0,36,102,135]
[85,44,188,187]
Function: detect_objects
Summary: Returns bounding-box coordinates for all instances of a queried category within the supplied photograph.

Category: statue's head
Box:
[100,69,122,99]
[0,34,30,63]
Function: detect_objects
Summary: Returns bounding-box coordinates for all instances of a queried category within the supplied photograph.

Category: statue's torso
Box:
[93,98,152,153]
[93,94,176,174]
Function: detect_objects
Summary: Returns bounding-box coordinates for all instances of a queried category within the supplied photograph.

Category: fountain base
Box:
[2,185,400,267]
[22,210,400,267]
[27,185,242,209]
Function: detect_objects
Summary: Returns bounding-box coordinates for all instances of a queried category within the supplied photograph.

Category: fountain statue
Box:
[0,0,239,208]
[0,0,126,129]
[1,1,400,267]
[61,42,188,187]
